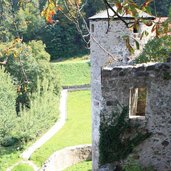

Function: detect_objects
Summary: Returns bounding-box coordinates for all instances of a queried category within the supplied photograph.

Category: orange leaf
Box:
[142,0,153,8]
[116,2,122,11]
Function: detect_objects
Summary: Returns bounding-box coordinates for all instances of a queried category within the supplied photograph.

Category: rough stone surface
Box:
[42,144,92,171]
[90,19,153,170]
[98,163,117,171]
[101,62,171,171]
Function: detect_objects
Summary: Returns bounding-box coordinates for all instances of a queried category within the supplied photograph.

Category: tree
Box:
[42,0,170,43]
[135,0,171,16]
[84,0,105,18]
[1,0,171,71]
[0,68,17,143]
[0,0,16,42]
[0,40,60,113]
[136,36,171,63]
[16,1,45,42]
[39,14,88,60]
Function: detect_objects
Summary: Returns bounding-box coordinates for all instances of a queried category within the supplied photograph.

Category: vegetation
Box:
[0,78,59,170]
[136,36,171,63]
[123,160,154,171]
[0,68,20,171]
[39,20,88,60]
[136,9,171,64]
[64,161,92,171]
[14,79,59,143]
[135,0,171,16]
[0,147,21,171]
[64,160,154,171]
[0,0,91,61]
[0,40,60,170]
[31,90,91,166]
[0,68,17,143]
[0,40,60,93]
[12,163,34,171]
[0,0,170,170]
[53,59,90,86]
[0,39,60,142]
[99,106,151,165]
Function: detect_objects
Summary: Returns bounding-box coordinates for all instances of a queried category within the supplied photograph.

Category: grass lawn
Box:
[31,90,91,166]
[63,160,154,171]
[51,60,90,86]
[11,163,34,171]
[0,147,21,171]
[64,161,92,171]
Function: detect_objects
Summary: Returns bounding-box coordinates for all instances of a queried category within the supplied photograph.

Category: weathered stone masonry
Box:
[90,19,131,171]
[101,63,171,171]
[89,9,154,170]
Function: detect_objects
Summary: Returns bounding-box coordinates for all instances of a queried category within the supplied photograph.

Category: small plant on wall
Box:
[99,106,151,166]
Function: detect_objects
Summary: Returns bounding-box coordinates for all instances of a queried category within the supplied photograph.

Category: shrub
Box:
[136,36,171,63]
[14,79,59,143]
[0,68,17,143]
[99,106,151,165]
[1,137,18,147]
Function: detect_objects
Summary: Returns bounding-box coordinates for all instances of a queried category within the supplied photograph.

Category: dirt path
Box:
[7,86,90,171]
[20,89,68,160]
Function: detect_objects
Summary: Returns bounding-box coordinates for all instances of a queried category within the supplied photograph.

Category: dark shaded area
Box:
[135,0,171,16]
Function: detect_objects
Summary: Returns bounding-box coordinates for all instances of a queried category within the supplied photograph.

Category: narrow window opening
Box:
[129,87,147,118]
[133,26,139,33]
[91,24,94,33]
[133,24,140,33]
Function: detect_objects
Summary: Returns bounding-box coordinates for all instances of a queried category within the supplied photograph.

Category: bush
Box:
[1,137,18,147]
[14,79,59,143]
[0,68,17,143]
[99,107,151,165]
[136,36,171,63]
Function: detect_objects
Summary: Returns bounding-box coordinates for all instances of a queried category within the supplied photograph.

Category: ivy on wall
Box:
[99,106,151,166]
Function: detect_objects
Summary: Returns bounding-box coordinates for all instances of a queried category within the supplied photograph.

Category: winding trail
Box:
[7,86,91,171]
[20,86,90,160]
[20,89,68,160]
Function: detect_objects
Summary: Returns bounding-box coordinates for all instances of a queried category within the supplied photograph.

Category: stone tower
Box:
[89,6,154,171]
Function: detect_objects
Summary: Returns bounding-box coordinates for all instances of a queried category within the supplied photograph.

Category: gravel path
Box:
[20,89,68,160]
[7,86,90,171]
